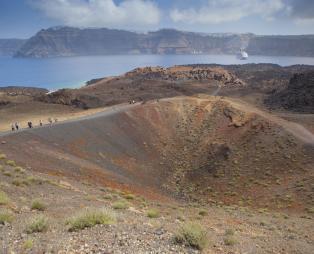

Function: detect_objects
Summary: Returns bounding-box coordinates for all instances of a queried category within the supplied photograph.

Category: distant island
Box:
[1,27,314,58]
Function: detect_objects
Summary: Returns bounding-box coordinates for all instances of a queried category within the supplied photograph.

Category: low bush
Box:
[25,216,48,234]
[0,191,9,205]
[124,193,135,200]
[66,208,116,232]
[224,236,237,246]
[147,209,160,218]
[198,209,208,216]
[174,222,208,250]
[0,154,6,160]
[112,200,129,210]
[31,200,46,211]
[5,160,16,167]
[23,239,34,249]
[0,210,13,224]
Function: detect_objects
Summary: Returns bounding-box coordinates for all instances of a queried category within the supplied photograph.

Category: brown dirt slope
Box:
[1,96,313,214]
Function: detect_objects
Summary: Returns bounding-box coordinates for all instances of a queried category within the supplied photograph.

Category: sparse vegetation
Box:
[225,228,235,236]
[147,209,160,218]
[0,154,6,160]
[3,171,12,177]
[25,215,48,234]
[224,236,237,246]
[198,209,208,216]
[0,191,9,205]
[23,239,34,249]
[0,210,13,224]
[14,166,25,173]
[66,208,116,232]
[174,222,208,250]
[31,199,46,211]
[112,200,129,210]
[224,228,237,246]
[124,193,135,200]
[5,160,16,167]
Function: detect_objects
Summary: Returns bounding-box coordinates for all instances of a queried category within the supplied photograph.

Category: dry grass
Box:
[174,222,208,250]
[66,208,116,232]
[112,200,129,210]
[147,209,160,218]
[25,215,49,234]
[0,191,9,205]
[0,210,13,224]
[31,199,46,211]
[5,160,16,167]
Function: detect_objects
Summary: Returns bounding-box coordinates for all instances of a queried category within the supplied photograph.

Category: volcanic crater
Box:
[2,96,313,211]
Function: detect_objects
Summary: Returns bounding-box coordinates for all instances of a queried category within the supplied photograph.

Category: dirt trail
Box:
[227,98,314,145]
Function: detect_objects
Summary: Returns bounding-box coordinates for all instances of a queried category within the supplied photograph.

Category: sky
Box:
[1,0,314,38]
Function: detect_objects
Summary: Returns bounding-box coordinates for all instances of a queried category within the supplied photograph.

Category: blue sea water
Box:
[1,54,314,90]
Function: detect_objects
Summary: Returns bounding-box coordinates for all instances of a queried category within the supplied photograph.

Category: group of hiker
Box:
[11,117,58,132]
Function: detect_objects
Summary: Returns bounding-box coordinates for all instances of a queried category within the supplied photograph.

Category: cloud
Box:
[32,0,161,29]
[170,0,286,24]
[285,0,314,24]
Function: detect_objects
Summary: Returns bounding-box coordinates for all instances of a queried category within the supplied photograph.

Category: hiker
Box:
[39,120,43,126]
[27,121,33,128]
[48,118,53,125]
[11,123,15,131]
[15,122,19,130]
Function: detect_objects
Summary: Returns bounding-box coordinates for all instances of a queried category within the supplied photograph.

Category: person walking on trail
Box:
[15,122,19,130]
[27,121,33,128]
[11,123,15,131]
[39,120,43,126]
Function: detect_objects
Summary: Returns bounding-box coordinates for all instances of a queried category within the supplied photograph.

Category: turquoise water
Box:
[1,54,314,90]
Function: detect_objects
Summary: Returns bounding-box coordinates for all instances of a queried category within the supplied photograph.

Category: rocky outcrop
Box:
[0,39,26,56]
[125,66,245,86]
[265,71,314,113]
[37,66,245,108]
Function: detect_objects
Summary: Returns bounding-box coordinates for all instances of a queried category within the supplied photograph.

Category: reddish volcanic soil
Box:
[1,96,313,213]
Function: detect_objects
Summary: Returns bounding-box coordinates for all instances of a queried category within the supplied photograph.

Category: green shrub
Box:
[0,154,6,160]
[31,200,46,211]
[0,210,13,224]
[3,171,12,177]
[225,228,235,236]
[6,160,16,167]
[147,209,160,218]
[224,236,237,246]
[66,208,116,232]
[0,191,9,205]
[174,222,208,250]
[198,209,208,216]
[25,216,48,234]
[23,239,34,249]
[14,166,25,173]
[124,193,135,200]
[112,200,129,210]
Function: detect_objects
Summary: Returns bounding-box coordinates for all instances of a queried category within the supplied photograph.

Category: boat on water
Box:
[237,49,248,60]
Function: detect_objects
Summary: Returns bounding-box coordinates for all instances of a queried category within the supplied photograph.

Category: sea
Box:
[1,54,314,90]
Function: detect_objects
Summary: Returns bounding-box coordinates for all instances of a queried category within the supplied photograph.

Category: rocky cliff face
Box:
[246,35,314,57]
[14,27,314,58]
[0,39,26,56]
[265,71,314,113]
[15,27,251,57]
